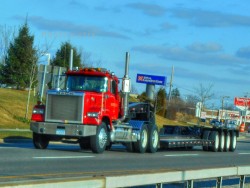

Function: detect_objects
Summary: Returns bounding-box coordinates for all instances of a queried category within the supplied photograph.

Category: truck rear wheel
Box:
[218,132,225,152]
[209,131,219,152]
[224,131,231,152]
[202,130,210,151]
[134,125,148,153]
[229,131,237,152]
[90,122,108,153]
[33,132,49,149]
[147,126,159,153]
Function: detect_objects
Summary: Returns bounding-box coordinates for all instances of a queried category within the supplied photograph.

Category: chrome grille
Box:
[45,93,84,123]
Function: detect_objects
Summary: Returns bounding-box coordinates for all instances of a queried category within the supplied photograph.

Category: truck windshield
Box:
[66,75,108,92]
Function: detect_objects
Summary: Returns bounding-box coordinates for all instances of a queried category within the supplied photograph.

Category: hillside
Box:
[0,88,36,129]
[0,88,184,130]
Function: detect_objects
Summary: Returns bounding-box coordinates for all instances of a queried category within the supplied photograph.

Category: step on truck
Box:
[30,52,239,153]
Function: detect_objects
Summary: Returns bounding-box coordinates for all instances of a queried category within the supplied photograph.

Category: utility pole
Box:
[168,66,174,102]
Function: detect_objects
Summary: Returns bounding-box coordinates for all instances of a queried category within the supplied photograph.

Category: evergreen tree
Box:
[171,88,180,98]
[156,87,167,116]
[1,23,37,89]
[51,42,82,69]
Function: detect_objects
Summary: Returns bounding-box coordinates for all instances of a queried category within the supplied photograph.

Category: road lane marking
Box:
[238,153,250,155]
[33,156,94,159]
[164,154,199,157]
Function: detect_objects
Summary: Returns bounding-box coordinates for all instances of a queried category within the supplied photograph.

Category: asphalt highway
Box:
[0,136,250,185]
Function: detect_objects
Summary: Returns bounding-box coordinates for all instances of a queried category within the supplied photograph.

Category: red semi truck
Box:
[30,52,239,153]
[30,52,159,153]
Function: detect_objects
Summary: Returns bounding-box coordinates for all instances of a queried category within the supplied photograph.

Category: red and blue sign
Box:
[136,74,166,86]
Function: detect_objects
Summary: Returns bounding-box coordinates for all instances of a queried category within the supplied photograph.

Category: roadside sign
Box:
[234,97,250,107]
[136,74,166,86]
[200,112,206,119]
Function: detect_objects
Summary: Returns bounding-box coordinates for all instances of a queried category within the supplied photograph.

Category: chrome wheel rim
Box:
[98,128,107,149]
[152,130,159,148]
[141,129,148,148]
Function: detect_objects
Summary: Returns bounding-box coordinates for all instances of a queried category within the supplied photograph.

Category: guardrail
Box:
[2,166,250,188]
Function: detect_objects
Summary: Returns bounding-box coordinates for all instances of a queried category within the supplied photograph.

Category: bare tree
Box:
[80,48,102,67]
[0,25,16,64]
[25,40,53,118]
[194,83,215,111]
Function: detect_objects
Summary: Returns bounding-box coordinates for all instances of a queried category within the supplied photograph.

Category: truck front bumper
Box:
[30,122,97,137]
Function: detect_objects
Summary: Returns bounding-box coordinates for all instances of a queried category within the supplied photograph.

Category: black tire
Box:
[90,122,108,153]
[209,131,219,152]
[202,130,210,151]
[218,131,225,152]
[134,125,148,153]
[106,143,112,150]
[33,132,49,149]
[124,143,134,152]
[229,131,237,152]
[147,126,159,153]
[79,137,91,150]
[224,131,230,152]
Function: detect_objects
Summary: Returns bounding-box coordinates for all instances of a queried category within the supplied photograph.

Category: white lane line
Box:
[238,153,250,155]
[164,154,199,157]
[33,156,95,159]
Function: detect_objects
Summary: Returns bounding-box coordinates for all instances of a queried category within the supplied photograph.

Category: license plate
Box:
[56,128,65,135]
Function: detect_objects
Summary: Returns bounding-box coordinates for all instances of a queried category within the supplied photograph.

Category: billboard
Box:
[234,97,250,107]
[136,74,166,86]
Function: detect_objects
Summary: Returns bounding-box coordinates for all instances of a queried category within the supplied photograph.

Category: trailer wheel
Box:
[79,137,91,150]
[147,126,159,153]
[90,122,108,153]
[229,131,237,152]
[209,131,219,152]
[218,132,225,152]
[224,131,230,152]
[33,132,49,149]
[202,130,210,151]
[134,125,148,153]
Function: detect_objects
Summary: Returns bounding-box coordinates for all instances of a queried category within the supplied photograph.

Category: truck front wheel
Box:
[90,122,108,153]
[134,125,148,153]
[33,132,49,149]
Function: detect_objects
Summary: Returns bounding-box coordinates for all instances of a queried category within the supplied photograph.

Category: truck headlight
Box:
[87,112,99,118]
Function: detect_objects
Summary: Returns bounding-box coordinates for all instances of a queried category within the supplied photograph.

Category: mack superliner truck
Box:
[30,52,239,153]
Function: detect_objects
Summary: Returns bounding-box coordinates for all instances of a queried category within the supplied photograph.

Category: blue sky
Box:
[1,0,250,108]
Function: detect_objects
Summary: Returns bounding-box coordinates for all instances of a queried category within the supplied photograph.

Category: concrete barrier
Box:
[2,166,250,188]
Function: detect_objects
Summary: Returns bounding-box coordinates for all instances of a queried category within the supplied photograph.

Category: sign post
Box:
[136,73,166,100]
